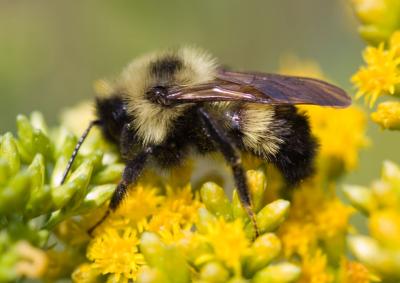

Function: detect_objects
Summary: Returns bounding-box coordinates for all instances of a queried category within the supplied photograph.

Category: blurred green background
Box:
[0,0,398,185]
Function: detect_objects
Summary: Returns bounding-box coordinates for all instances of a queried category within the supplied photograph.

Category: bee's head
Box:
[95,95,130,143]
[96,47,218,146]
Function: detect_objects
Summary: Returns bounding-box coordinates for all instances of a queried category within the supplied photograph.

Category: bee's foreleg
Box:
[88,146,153,236]
[197,107,259,238]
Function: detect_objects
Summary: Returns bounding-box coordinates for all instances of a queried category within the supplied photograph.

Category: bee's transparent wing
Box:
[166,69,351,107]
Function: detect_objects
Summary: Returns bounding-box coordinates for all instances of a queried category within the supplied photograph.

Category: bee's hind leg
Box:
[88,147,153,236]
[197,107,259,238]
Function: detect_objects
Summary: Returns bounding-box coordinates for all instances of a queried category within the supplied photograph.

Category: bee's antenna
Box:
[60,120,101,185]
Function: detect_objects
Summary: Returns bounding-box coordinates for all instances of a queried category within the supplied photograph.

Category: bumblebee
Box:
[61,47,350,235]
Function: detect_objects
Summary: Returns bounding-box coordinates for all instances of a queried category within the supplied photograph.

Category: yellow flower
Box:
[279,185,354,257]
[316,198,354,238]
[300,105,368,173]
[148,184,202,233]
[87,227,145,281]
[279,222,318,257]
[113,184,163,226]
[203,218,250,274]
[299,250,333,283]
[338,259,379,283]
[371,101,400,130]
[352,35,400,107]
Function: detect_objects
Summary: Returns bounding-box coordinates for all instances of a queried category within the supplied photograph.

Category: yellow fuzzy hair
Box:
[95,46,218,146]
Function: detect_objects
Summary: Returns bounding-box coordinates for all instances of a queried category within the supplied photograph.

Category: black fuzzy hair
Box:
[271,106,318,185]
[95,96,130,143]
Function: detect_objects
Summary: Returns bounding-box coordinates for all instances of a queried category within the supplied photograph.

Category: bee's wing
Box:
[166,69,351,107]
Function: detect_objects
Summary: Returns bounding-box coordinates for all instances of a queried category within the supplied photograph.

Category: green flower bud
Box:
[246,169,267,212]
[140,232,190,283]
[30,111,49,136]
[200,182,232,220]
[0,171,31,215]
[200,262,230,283]
[82,150,103,173]
[244,233,281,276]
[53,128,77,159]
[25,154,52,218]
[79,184,115,212]
[245,200,290,235]
[0,247,18,282]
[71,263,100,283]
[343,185,377,214]
[51,160,93,210]
[232,190,247,220]
[252,262,301,283]
[92,164,125,184]
[51,156,69,187]
[226,278,248,283]
[17,115,52,161]
[348,235,400,278]
[0,158,9,185]
[137,267,170,283]
[196,207,217,233]
[381,160,400,187]
[0,133,20,175]
[352,0,400,44]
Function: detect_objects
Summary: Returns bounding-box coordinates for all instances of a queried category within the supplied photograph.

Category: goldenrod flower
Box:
[148,184,202,233]
[338,259,380,283]
[301,105,368,173]
[87,227,145,281]
[299,250,333,283]
[112,184,163,226]
[371,101,400,130]
[315,199,355,238]
[352,33,400,107]
[202,218,250,274]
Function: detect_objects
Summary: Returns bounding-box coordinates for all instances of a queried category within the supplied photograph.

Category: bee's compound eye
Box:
[146,86,171,106]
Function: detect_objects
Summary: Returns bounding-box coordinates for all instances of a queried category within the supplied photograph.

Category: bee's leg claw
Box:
[87,210,110,237]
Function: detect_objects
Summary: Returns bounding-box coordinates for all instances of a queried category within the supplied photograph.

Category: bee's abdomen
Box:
[269,106,318,185]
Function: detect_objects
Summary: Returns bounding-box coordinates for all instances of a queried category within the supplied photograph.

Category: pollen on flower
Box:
[87,227,145,281]
[203,218,249,274]
[352,38,400,107]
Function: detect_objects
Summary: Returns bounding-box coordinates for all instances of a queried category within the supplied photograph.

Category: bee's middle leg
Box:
[197,107,259,238]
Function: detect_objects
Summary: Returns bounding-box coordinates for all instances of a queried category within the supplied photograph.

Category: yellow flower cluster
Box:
[345,161,400,281]
[371,101,400,130]
[301,106,369,175]
[278,183,356,283]
[352,31,400,107]
[71,168,298,282]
